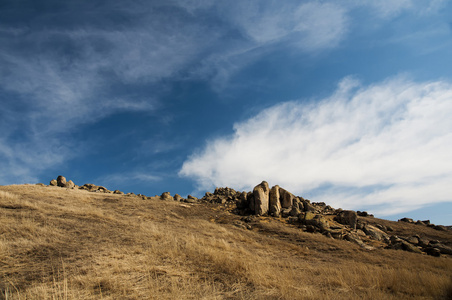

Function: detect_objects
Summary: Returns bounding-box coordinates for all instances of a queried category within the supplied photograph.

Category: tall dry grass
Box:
[1,184,451,299]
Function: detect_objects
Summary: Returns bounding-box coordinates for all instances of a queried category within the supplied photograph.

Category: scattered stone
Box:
[345,233,375,250]
[357,211,369,217]
[398,217,414,223]
[433,225,448,231]
[113,190,124,195]
[424,247,441,257]
[329,229,343,240]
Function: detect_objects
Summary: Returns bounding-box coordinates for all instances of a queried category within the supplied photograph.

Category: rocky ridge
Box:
[46,176,452,258]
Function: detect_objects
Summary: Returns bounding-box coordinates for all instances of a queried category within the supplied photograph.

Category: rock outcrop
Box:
[253,181,270,215]
[43,176,451,258]
[269,185,281,217]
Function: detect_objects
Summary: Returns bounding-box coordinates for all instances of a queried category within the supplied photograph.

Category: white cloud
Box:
[180,76,452,215]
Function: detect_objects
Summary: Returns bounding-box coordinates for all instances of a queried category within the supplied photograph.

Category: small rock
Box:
[49,179,58,186]
[174,194,183,201]
[113,190,124,195]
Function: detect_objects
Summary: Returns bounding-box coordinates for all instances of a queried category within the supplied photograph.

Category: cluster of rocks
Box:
[49,176,202,203]
[386,235,452,256]
[159,191,199,203]
[199,181,451,257]
[49,176,126,195]
[398,217,449,231]
[49,176,76,189]
[46,176,451,257]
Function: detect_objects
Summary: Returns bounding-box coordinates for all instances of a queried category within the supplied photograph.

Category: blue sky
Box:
[1,0,452,225]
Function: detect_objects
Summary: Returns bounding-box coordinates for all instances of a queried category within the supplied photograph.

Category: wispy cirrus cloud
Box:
[180,76,452,216]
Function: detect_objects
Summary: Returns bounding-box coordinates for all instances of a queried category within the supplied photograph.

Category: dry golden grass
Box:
[1,184,452,299]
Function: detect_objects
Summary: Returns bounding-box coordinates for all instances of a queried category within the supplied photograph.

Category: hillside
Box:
[1,180,452,299]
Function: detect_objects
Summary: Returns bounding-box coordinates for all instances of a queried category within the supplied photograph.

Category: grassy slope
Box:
[1,185,452,299]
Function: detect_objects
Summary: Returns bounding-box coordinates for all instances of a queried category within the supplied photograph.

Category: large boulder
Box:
[253,181,270,215]
[335,210,358,230]
[303,201,316,212]
[50,179,58,186]
[160,192,174,201]
[269,185,281,217]
[65,180,75,189]
[247,192,255,212]
[279,188,294,209]
[293,197,305,211]
[363,225,389,241]
[57,175,67,187]
[236,191,248,209]
[400,241,423,254]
